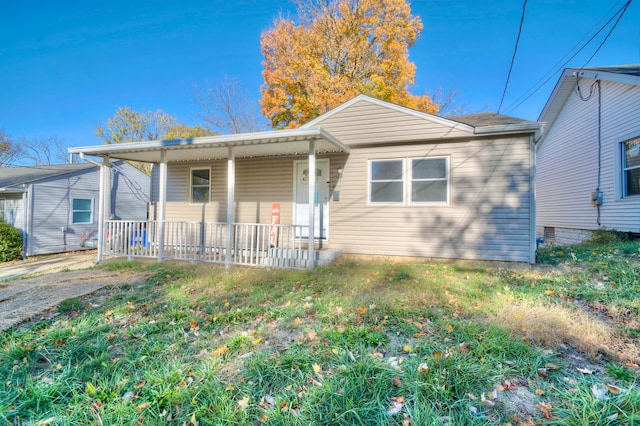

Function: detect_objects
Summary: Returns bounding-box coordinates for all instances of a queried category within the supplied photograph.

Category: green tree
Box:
[260,0,439,129]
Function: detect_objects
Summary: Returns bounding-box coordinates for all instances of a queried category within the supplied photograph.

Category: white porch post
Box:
[157,150,167,263]
[308,140,316,271]
[96,157,109,263]
[225,147,235,269]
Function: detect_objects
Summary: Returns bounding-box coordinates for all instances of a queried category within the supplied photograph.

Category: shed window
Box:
[622,137,640,197]
[370,159,404,203]
[72,199,93,224]
[410,157,449,204]
[190,168,211,203]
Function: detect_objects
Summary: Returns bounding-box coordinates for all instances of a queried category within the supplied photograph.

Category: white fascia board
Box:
[68,128,349,158]
[473,123,543,135]
[573,68,640,86]
[301,94,476,134]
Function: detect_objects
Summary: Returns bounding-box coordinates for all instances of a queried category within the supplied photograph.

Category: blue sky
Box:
[1,0,638,151]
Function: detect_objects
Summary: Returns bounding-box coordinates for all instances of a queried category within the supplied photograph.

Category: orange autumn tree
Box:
[260,0,439,129]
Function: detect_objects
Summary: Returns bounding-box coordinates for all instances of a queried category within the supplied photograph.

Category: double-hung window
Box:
[622,137,640,197]
[72,199,93,224]
[369,157,450,205]
[190,168,211,203]
[370,159,404,203]
[410,157,449,204]
[0,199,5,222]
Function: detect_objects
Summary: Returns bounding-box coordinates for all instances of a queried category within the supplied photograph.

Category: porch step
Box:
[262,248,342,269]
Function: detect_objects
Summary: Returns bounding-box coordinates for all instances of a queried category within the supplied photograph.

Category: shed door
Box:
[294,160,329,239]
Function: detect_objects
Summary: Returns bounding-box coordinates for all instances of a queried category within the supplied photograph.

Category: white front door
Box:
[294,160,330,239]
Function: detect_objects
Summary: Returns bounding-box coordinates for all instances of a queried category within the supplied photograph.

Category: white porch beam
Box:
[308,139,316,271]
[225,146,235,269]
[157,150,167,263]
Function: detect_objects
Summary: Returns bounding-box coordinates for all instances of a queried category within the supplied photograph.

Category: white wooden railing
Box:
[104,220,310,269]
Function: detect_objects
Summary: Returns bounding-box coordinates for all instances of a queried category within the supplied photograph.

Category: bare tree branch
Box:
[193,76,262,134]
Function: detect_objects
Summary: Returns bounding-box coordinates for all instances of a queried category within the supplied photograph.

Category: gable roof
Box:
[0,163,95,190]
[301,94,541,141]
[538,65,640,143]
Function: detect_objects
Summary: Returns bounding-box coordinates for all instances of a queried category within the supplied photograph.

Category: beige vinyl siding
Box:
[331,136,533,262]
[163,155,343,226]
[537,78,640,233]
[313,99,472,146]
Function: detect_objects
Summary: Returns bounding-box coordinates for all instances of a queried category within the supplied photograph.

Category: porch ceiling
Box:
[68,128,350,163]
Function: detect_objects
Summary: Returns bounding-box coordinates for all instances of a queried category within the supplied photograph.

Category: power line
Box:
[502,0,625,115]
[581,0,632,68]
[502,0,632,115]
[497,0,528,114]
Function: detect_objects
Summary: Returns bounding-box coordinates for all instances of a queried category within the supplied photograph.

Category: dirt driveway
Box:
[0,253,146,331]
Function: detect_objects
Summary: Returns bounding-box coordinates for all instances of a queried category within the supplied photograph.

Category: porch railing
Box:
[104,220,310,269]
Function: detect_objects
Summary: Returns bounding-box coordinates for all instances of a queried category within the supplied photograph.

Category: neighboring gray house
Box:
[536,66,640,245]
[0,161,149,256]
[70,95,541,268]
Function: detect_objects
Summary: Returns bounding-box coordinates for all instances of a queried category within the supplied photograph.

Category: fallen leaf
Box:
[445,324,454,333]
[213,346,229,356]
[535,389,545,396]
[387,396,404,416]
[136,402,149,412]
[294,317,303,325]
[36,417,56,426]
[403,345,412,353]
[237,397,250,408]
[392,376,403,388]
[309,377,322,387]
[537,368,548,378]
[535,402,553,419]
[308,331,318,341]
[312,363,322,374]
[591,384,608,401]
[481,399,496,408]
[469,406,478,414]
[417,363,429,375]
[606,384,621,394]
[413,332,426,338]
[545,363,560,370]
[576,367,593,375]
[357,307,367,314]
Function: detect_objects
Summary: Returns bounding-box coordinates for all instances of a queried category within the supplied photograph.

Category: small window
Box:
[72,198,92,224]
[370,159,404,203]
[410,157,449,204]
[190,168,211,203]
[0,199,5,222]
[622,137,640,197]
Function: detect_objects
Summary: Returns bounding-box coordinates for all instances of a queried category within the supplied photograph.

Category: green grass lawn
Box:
[1,234,639,425]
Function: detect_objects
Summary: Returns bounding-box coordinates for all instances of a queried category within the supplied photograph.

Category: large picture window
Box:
[622,137,640,197]
[370,159,404,203]
[72,198,92,224]
[190,168,211,203]
[410,157,449,204]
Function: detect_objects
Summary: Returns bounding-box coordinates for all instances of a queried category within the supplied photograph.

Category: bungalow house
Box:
[0,161,149,257]
[536,66,640,245]
[69,95,542,269]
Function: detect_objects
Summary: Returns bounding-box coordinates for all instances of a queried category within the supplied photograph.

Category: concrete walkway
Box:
[0,252,97,282]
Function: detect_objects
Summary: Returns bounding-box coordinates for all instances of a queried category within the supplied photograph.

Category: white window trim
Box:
[409,156,450,206]
[620,136,640,199]
[368,158,405,205]
[189,167,211,204]
[71,198,93,224]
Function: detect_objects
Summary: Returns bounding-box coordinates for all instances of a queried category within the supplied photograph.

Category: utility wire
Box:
[581,0,632,68]
[502,0,631,115]
[502,0,625,115]
[497,0,528,113]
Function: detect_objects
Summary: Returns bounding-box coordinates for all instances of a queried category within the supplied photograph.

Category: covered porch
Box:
[69,128,349,270]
